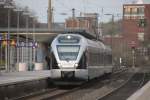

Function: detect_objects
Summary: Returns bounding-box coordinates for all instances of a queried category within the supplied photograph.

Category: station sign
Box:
[16,42,38,48]
[0,40,38,48]
[0,32,38,48]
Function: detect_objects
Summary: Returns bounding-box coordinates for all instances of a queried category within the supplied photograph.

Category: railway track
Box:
[15,74,108,100]
[99,72,150,100]
[12,88,58,100]
[13,68,133,100]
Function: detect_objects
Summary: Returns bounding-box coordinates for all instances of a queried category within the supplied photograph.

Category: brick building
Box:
[65,13,99,38]
[122,0,150,47]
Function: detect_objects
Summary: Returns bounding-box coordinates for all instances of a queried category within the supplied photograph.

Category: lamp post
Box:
[0,0,5,68]
[48,0,52,30]
[0,33,2,67]
[4,0,14,72]
[23,7,30,65]
[29,13,37,64]
[13,7,23,69]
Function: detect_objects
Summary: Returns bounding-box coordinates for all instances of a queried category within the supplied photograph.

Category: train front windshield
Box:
[57,45,80,61]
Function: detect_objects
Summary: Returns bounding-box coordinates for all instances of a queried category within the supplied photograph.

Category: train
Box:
[50,33,113,84]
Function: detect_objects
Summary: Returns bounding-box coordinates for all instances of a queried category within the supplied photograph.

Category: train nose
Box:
[61,71,75,79]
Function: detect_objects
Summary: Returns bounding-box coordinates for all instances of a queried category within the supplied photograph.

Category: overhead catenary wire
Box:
[54,0,125,23]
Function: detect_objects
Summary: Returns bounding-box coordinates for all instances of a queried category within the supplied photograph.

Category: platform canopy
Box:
[10,32,58,43]
[3,29,98,43]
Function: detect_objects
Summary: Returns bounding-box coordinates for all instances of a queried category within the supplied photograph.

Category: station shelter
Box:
[0,32,57,72]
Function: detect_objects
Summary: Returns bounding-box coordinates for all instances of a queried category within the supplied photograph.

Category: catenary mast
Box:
[48,0,52,30]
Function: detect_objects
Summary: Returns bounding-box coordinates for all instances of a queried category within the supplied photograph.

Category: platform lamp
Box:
[23,6,30,64]
[4,0,14,72]
[0,0,5,67]
[13,6,23,69]
[0,34,2,66]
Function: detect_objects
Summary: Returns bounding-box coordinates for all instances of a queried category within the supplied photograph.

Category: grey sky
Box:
[15,0,48,23]
[14,0,147,23]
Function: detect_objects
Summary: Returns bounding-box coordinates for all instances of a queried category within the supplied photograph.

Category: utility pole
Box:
[48,0,53,30]
[14,7,22,71]
[111,14,114,49]
[4,0,14,72]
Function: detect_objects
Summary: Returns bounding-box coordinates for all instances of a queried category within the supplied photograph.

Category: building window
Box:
[124,6,145,20]
[137,33,145,41]
[124,7,131,19]
[124,7,131,15]
[132,7,137,15]
[138,7,144,15]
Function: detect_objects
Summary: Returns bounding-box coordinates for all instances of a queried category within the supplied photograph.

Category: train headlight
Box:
[74,63,78,67]
[58,63,62,67]
[67,35,72,39]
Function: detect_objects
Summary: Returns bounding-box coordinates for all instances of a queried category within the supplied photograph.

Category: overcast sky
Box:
[14,0,137,23]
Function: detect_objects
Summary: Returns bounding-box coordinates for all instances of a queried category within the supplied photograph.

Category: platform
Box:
[0,70,50,85]
[127,67,150,100]
[127,80,150,100]
[0,70,51,100]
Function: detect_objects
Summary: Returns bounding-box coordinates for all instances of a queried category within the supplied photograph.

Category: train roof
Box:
[55,34,109,50]
[59,29,100,40]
